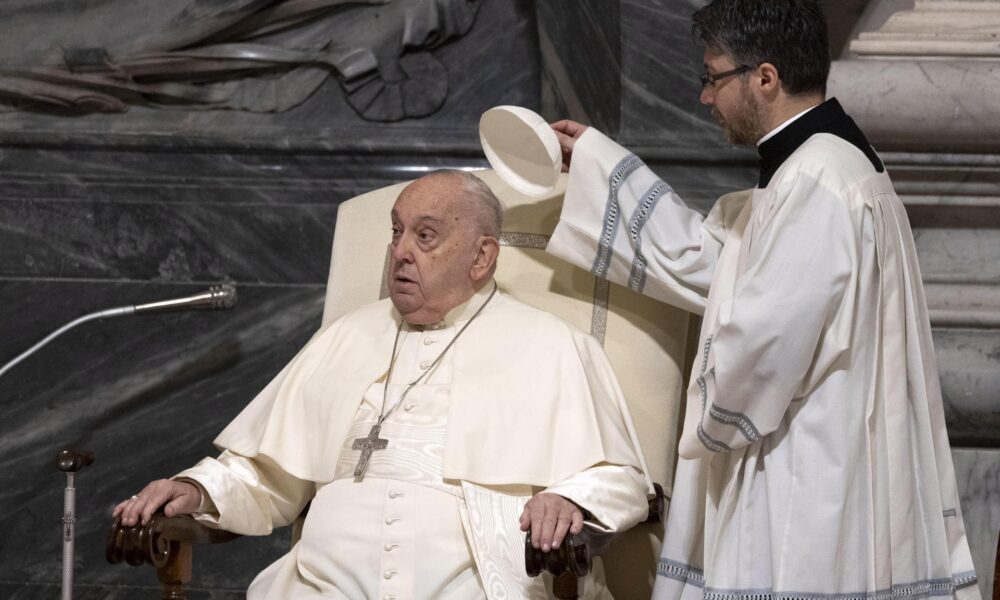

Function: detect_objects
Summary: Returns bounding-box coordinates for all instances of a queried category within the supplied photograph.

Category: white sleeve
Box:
[679,171,857,459]
[547,127,736,315]
[173,450,314,535]
[543,463,650,533]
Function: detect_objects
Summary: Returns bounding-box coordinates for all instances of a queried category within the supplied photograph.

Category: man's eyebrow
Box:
[390,213,446,226]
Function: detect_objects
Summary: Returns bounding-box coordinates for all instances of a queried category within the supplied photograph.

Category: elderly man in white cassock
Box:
[113,170,653,599]
[548,0,981,599]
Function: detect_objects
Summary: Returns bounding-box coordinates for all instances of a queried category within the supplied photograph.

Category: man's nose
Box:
[390,236,413,262]
[700,85,714,106]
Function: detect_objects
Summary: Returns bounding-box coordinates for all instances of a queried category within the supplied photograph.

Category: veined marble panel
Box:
[0,281,318,591]
[934,329,1000,445]
[536,0,621,133]
[0,147,490,286]
[0,584,245,600]
[0,198,338,284]
[618,0,754,161]
[913,228,1000,285]
[953,447,1000,600]
[0,146,486,206]
[829,60,1000,153]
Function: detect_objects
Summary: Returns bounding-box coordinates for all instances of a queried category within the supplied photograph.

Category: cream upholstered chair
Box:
[107,169,692,599]
[324,169,692,598]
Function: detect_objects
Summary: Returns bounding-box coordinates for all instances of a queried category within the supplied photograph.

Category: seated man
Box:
[114,170,652,599]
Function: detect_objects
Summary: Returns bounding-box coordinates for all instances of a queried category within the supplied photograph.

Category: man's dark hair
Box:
[692,0,830,96]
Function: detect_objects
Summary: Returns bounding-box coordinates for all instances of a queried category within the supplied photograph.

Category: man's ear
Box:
[471,235,500,281]
[757,62,780,95]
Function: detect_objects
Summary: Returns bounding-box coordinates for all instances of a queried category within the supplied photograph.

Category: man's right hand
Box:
[550,120,590,172]
[112,479,202,527]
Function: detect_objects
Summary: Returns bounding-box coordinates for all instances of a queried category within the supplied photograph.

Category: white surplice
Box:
[176,283,653,599]
[546,125,980,600]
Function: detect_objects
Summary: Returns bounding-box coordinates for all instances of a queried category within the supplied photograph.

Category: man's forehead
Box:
[390,207,446,224]
[392,189,457,221]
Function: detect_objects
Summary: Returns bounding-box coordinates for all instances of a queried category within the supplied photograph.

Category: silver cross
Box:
[352,423,388,482]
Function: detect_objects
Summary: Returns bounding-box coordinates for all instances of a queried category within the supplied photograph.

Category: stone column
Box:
[829,2,1000,596]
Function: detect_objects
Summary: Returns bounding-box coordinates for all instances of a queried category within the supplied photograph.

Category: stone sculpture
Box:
[0,0,481,121]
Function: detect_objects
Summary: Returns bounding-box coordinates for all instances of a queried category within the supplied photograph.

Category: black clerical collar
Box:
[756,98,883,188]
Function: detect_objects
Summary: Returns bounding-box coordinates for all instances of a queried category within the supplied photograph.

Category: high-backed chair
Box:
[108,170,693,599]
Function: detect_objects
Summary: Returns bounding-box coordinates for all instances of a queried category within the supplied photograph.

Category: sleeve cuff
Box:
[171,476,217,515]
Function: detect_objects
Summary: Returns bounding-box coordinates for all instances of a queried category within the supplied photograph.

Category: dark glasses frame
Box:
[699,65,753,88]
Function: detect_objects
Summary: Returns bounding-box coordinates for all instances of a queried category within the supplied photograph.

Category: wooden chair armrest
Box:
[106,513,241,600]
[523,482,664,579]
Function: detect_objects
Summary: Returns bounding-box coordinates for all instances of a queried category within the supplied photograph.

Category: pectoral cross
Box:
[352,423,388,482]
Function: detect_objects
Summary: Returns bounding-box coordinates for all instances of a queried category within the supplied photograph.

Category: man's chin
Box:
[389,292,431,323]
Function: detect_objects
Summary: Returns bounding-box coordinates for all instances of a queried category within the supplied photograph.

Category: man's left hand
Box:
[519,492,584,552]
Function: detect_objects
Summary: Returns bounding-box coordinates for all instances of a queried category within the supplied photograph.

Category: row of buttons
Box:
[419,335,438,370]
[383,487,404,593]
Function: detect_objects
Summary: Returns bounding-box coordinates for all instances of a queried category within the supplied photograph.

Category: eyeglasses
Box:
[699,65,753,88]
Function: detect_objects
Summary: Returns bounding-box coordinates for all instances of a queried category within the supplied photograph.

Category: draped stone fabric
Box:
[0,0,480,120]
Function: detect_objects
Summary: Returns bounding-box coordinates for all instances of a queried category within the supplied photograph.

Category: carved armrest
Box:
[106,512,240,600]
[524,482,665,578]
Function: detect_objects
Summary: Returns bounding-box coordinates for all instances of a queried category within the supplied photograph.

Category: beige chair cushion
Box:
[322,169,690,596]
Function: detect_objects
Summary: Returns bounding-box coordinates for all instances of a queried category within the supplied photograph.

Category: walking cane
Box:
[57,449,95,600]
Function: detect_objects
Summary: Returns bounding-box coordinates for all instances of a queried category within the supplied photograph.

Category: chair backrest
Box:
[322,170,691,596]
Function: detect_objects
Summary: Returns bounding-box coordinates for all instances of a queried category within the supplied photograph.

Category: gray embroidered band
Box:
[657,557,705,588]
[499,232,610,346]
[695,337,732,453]
[499,232,548,249]
[709,404,763,443]
[657,560,978,600]
[592,154,643,279]
[700,574,978,600]
[627,179,670,293]
[591,278,610,345]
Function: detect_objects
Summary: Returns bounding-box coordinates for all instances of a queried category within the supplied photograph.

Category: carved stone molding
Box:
[850,0,1000,59]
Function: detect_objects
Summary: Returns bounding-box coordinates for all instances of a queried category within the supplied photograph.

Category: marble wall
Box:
[0,0,534,597]
[0,0,997,598]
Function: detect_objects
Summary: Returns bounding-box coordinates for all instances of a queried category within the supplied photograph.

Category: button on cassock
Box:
[419,361,430,370]
[383,569,396,580]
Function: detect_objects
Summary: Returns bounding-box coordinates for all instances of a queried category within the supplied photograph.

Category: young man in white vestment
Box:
[547,1,981,599]
[114,170,654,599]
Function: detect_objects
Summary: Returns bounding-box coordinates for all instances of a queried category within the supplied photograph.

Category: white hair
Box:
[431,169,504,237]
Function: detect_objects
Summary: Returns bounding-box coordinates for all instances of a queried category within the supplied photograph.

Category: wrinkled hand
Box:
[112,479,201,527]
[550,119,590,172]
[519,492,584,552]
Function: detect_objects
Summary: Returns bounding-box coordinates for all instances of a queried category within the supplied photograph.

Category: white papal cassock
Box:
[546,99,980,600]
[175,283,653,599]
